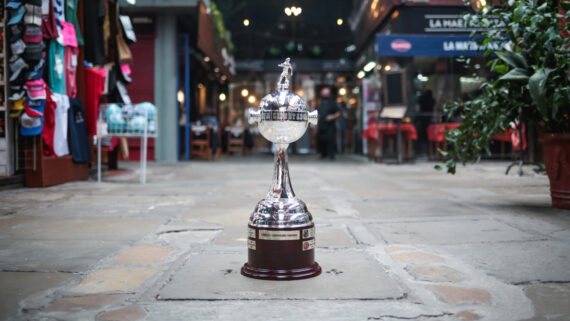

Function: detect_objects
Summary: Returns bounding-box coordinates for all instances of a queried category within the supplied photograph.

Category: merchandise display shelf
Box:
[96,103,158,184]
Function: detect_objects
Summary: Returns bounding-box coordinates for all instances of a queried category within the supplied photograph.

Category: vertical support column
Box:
[184,34,191,161]
[397,121,402,164]
[154,14,178,163]
[175,33,191,161]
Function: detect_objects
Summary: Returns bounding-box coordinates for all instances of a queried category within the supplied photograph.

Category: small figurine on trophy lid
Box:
[241,58,320,280]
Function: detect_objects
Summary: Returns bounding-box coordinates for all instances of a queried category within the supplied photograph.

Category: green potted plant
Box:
[442,0,570,209]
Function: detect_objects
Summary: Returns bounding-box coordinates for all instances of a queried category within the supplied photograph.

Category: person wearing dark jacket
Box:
[317,87,340,160]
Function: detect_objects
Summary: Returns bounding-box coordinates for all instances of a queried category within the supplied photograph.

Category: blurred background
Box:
[0,0,518,184]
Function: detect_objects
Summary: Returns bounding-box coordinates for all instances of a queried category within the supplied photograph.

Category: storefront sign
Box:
[423,14,505,33]
[376,34,508,57]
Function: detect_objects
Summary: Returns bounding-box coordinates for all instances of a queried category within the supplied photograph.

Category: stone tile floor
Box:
[0,154,569,321]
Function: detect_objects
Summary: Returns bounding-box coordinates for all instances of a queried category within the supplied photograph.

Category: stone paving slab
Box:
[442,240,570,284]
[71,267,158,294]
[427,285,491,305]
[158,249,405,300]
[520,283,570,321]
[352,198,476,219]
[0,240,124,272]
[0,216,162,241]
[112,245,173,265]
[0,272,75,320]
[97,306,147,321]
[371,218,541,245]
[44,294,129,313]
[146,300,453,321]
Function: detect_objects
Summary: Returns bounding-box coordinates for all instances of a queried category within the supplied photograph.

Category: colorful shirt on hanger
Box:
[65,46,78,98]
[85,67,107,135]
[48,40,66,94]
[65,0,83,46]
[42,90,57,156]
[52,92,70,157]
[42,0,58,39]
[68,98,90,163]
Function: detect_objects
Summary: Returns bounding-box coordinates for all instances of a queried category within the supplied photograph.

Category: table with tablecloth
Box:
[426,122,461,160]
[362,123,418,162]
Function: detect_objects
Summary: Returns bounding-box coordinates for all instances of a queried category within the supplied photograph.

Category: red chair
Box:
[377,123,418,162]
[427,123,461,160]
[362,124,378,161]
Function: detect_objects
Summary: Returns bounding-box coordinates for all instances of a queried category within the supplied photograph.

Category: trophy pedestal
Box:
[241,225,321,280]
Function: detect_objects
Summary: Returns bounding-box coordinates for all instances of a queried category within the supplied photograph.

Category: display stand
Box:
[0,13,15,177]
[96,104,157,184]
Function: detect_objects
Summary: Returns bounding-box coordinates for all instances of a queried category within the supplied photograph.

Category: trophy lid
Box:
[258,58,308,113]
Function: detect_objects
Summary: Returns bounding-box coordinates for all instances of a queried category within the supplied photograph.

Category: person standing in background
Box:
[317,87,340,160]
[417,89,435,157]
[337,101,348,154]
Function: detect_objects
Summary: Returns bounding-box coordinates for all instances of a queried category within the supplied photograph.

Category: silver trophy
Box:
[242,58,320,280]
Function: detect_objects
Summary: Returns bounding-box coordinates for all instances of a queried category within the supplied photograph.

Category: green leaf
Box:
[496,51,528,69]
[561,1,570,10]
[498,68,530,81]
[445,159,456,175]
[492,64,509,74]
[513,5,524,22]
[434,164,443,171]
[528,68,553,119]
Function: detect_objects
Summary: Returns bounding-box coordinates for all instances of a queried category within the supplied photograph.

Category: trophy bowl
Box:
[249,91,317,144]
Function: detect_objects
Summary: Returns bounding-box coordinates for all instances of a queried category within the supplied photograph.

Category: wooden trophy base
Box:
[241,224,321,280]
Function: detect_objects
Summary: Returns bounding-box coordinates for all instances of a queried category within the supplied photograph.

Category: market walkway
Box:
[1,155,569,321]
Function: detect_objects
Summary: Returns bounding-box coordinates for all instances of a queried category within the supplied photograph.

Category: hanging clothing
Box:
[48,40,66,94]
[83,0,106,65]
[52,0,65,44]
[52,93,70,157]
[68,98,90,163]
[41,0,58,39]
[85,67,107,135]
[64,0,83,46]
[52,0,65,21]
[64,46,78,98]
[42,90,57,156]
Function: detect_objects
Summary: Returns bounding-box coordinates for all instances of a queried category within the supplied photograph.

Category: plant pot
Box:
[543,133,570,210]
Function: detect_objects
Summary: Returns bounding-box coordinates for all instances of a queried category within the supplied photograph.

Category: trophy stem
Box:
[268,143,295,200]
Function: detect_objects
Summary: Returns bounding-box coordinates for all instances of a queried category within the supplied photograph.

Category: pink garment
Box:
[120,64,132,75]
[61,21,77,47]
[64,46,79,98]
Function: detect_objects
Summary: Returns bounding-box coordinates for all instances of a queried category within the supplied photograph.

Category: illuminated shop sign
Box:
[390,40,412,52]
[376,34,508,57]
[423,14,505,33]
